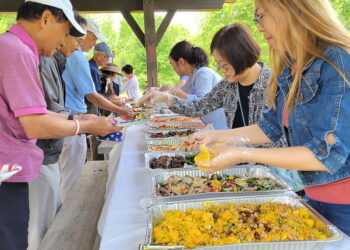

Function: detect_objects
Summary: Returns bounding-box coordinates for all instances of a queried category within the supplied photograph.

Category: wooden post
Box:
[144,0,158,87]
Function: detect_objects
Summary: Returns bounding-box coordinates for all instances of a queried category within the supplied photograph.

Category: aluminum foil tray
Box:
[147,145,185,152]
[145,151,199,172]
[151,165,292,200]
[144,194,342,250]
[150,114,180,119]
[145,128,199,140]
[147,138,182,146]
[146,121,205,129]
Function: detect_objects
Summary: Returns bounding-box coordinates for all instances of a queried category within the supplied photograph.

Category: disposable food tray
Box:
[144,194,343,250]
[146,138,182,146]
[145,151,199,172]
[151,165,292,201]
[146,121,205,129]
[145,128,199,140]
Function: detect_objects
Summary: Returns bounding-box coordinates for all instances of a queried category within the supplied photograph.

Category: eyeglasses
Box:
[253,9,267,26]
[214,63,229,73]
[76,37,84,47]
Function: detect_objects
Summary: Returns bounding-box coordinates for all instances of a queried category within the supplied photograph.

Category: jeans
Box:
[305,195,350,236]
[0,182,29,250]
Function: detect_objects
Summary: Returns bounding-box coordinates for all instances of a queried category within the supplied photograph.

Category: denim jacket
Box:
[258,46,350,186]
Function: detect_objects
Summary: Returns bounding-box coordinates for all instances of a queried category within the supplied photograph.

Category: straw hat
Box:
[101,63,121,75]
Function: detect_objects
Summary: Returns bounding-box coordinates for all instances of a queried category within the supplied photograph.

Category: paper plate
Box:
[0,164,22,182]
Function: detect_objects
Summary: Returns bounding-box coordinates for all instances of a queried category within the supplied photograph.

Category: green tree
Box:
[193,1,269,68]
[0,14,15,33]
[193,0,350,71]
[113,13,189,90]
[331,0,350,30]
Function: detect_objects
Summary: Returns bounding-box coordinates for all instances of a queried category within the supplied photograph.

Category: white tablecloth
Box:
[99,124,151,250]
[98,124,350,250]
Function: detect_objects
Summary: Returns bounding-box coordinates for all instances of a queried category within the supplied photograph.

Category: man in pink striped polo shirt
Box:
[0,1,121,249]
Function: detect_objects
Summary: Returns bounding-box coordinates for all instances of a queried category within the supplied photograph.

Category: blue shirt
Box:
[89,59,101,93]
[180,67,227,129]
[258,45,350,187]
[62,50,96,113]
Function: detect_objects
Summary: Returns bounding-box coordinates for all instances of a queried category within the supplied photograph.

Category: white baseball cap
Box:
[24,0,86,37]
[86,18,107,42]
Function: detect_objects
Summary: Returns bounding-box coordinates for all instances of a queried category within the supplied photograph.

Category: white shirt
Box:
[123,75,141,100]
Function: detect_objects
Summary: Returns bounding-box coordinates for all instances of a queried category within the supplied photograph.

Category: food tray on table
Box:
[145,151,199,172]
[151,165,292,201]
[147,138,188,152]
[147,138,182,146]
[149,116,202,123]
[146,121,205,130]
[144,194,343,250]
[146,128,199,140]
[151,113,180,118]
[148,145,180,152]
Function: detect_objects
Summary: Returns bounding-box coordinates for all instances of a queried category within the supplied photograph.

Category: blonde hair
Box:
[256,0,350,110]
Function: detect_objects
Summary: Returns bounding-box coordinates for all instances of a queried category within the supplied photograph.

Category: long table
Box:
[98,124,151,250]
[98,124,350,250]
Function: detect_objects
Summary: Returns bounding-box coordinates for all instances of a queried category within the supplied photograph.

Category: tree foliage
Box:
[193,1,269,68]
[113,13,190,89]
[0,14,15,33]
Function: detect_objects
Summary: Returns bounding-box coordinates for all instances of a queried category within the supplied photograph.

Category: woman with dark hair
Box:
[140,23,303,192]
[121,64,141,100]
[159,40,227,129]
[97,63,124,116]
[100,63,122,97]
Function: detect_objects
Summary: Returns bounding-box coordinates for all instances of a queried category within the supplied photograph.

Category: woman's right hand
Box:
[138,90,170,106]
[184,130,222,151]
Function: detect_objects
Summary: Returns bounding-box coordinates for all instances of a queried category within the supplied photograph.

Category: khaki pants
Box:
[28,163,62,250]
[59,134,87,201]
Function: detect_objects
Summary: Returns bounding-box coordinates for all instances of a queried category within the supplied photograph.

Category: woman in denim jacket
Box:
[184,0,350,236]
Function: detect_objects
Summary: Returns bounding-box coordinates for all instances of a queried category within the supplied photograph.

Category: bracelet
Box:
[73,119,80,136]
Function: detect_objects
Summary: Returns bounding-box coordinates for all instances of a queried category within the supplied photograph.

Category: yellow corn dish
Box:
[152,202,332,248]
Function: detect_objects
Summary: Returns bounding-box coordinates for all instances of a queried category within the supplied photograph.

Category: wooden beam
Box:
[154,0,225,11]
[156,10,176,46]
[0,0,227,12]
[121,11,145,46]
[144,0,158,87]
[71,0,142,12]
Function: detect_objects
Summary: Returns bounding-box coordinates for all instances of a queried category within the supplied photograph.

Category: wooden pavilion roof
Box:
[0,0,236,13]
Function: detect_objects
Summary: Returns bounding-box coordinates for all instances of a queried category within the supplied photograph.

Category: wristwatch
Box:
[68,114,74,120]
